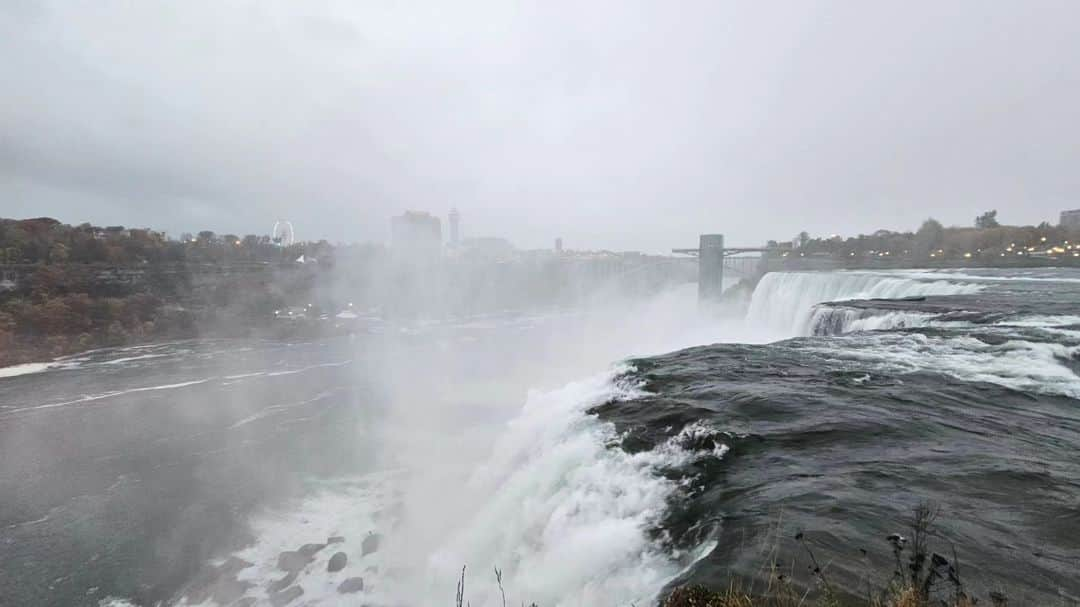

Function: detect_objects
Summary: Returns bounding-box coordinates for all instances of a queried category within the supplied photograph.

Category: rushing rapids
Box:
[1,269,1078,606]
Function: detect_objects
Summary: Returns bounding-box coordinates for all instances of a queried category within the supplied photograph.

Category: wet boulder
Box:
[361,533,381,556]
[210,577,252,605]
[269,585,304,606]
[267,570,298,593]
[337,577,365,594]
[298,543,326,557]
[219,556,254,576]
[277,550,314,572]
[209,574,249,600]
[328,551,348,572]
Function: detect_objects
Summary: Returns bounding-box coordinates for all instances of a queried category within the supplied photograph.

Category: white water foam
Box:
[101,353,171,365]
[746,271,983,337]
[421,367,696,607]
[804,307,972,336]
[808,333,1080,399]
[263,361,352,377]
[98,599,140,607]
[995,314,1080,328]
[887,269,1080,284]
[0,361,57,379]
[4,379,210,415]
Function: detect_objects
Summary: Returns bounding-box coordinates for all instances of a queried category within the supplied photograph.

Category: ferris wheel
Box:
[271,220,295,247]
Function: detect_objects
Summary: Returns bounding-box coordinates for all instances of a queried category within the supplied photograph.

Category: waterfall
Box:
[745,271,983,337]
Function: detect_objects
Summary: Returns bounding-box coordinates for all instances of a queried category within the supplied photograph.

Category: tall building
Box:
[1061,209,1080,228]
[448,208,461,247]
[391,211,442,261]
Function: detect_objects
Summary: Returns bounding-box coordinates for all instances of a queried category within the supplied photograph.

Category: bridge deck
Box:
[671,247,772,256]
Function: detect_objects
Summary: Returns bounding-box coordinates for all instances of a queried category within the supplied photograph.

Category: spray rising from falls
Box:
[185,363,721,607]
[745,271,983,337]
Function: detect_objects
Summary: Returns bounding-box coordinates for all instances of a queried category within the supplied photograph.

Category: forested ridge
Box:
[0,217,335,366]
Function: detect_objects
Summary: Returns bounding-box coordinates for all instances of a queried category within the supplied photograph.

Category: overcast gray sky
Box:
[2,1,1078,251]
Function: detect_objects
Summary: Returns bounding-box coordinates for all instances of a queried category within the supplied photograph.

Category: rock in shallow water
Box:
[210,577,252,605]
[327,551,348,572]
[269,585,304,606]
[298,543,326,557]
[267,570,298,593]
[277,550,314,572]
[361,533,381,556]
[337,577,365,594]
[219,556,254,576]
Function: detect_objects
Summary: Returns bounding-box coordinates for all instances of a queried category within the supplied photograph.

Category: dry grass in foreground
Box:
[663,504,1011,607]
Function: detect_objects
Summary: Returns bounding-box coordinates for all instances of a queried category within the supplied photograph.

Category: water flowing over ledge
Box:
[746,271,984,336]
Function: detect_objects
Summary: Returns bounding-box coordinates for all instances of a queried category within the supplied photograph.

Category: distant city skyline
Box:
[2,204,1076,254]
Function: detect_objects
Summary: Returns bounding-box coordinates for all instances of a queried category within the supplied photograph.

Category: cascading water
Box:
[50,269,1080,607]
[745,271,983,337]
[804,307,941,336]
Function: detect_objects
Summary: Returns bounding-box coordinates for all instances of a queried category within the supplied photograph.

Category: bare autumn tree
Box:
[914,218,945,257]
[975,210,1000,229]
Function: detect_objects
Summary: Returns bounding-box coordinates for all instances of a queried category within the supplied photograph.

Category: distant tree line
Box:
[784,211,1080,262]
[0,217,340,366]
[0,217,336,266]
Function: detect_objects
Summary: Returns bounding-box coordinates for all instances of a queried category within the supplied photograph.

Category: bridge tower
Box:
[674,234,772,302]
[698,234,724,302]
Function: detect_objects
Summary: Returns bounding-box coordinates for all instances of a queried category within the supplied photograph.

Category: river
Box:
[1,269,1077,606]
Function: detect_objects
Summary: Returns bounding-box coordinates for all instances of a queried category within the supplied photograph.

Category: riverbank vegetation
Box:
[0,217,341,366]
[670,503,1017,607]
[661,504,1013,607]
[787,211,1080,265]
[0,216,335,265]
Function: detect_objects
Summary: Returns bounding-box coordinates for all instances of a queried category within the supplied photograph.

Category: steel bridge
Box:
[672,234,776,301]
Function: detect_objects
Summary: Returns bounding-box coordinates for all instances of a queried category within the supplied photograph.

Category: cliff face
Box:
[0,216,355,366]
[0,261,325,367]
